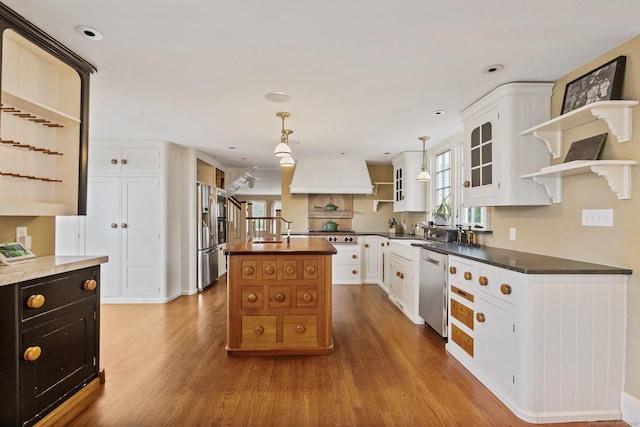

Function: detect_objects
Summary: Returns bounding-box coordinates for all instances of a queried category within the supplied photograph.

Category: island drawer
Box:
[283,315,317,346]
[296,285,318,308]
[241,315,277,345]
[21,266,99,321]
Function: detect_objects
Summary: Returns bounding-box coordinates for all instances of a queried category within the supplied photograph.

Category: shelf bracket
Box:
[590,164,633,199]
[531,175,562,203]
[590,106,633,144]
[532,130,562,159]
[373,182,393,196]
[372,200,393,212]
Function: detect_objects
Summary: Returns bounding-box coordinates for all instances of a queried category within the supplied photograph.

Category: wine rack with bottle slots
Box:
[0,9,94,216]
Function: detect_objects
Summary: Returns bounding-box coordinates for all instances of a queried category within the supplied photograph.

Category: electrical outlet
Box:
[16,227,27,240]
[509,227,516,241]
[582,209,613,227]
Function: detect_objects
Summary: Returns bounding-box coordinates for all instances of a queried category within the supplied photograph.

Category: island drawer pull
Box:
[23,346,42,362]
[27,294,45,309]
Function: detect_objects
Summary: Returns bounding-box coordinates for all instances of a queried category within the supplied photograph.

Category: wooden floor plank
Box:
[66,278,629,426]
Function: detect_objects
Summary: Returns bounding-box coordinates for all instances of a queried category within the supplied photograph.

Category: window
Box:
[434,149,451,225]
[271,200,282,216]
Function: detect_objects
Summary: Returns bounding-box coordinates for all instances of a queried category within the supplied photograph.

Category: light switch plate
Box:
[509,227,516,241]
[582,209,613,227]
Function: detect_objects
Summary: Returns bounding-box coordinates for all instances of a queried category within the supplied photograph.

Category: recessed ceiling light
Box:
[483,64,504,74]
[432,110,446,116]
[228,146,237,150]
[264,91,291,103]
[75,25,103,41]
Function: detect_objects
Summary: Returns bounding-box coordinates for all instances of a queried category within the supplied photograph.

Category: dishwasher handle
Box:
[423,256,440,266]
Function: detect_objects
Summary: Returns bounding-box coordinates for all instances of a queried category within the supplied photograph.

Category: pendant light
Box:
[278,129,295,167]
[416,136,431,181]
[274,112,292,157]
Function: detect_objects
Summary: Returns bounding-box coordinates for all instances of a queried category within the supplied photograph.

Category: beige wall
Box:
[0,216,55,256]
[484,34,640,398]
[281,164,396,233]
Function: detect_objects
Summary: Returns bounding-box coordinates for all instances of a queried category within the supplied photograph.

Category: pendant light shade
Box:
[280,155,295,167]
[274,134,292,157]
[417,136,431,181]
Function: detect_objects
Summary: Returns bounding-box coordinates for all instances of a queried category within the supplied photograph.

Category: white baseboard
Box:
[622,392,640,426]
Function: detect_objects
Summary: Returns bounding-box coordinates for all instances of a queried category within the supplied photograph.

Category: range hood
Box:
[290,158,373,194]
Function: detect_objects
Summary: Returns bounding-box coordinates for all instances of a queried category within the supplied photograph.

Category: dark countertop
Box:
[409,241,632,275]
[289,231,631,274]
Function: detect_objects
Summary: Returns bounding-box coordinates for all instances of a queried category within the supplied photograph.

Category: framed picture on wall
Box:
[561,55,626,114]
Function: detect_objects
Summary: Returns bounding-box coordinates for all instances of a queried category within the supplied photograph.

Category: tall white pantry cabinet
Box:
[56,141,183,303]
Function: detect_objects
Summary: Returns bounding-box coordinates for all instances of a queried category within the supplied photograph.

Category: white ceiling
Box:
[4,1,640,177]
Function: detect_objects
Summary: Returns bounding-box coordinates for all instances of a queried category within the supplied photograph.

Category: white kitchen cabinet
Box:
[332,244,361,285]
[446,255,627,423]
[56,141,183,303]
[388,241,422,323]
[392,152,428,212]
[361,236,381,285]
[88,145,160,176]
[460,82,553,207]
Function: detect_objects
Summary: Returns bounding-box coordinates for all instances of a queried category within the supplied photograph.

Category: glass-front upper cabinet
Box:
[461,82,553,207]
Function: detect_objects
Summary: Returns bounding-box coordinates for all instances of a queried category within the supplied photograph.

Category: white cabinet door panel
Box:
[85,177,121,298]
[121,177,160,298]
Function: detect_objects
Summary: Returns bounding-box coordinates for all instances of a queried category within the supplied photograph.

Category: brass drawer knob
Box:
[296,325,306,334]
[305,266,316,274]
[121,223,128,229]
[121,159,128,165]
[275,293,285,302]
[110,158,118,164]
[449,266,457,275]
[464,271,472,281]
[479,276,488,286]
[285,266,295,274]
[352,254,357,259]
[381,242,384,247]
[254,326,264,335]
[464,180,471,188]
[23,346,42,362]
[398,272,404,279]
[84,279,97,291]
[476,313,486,323]
[247,293,257,303]
[303,293,313,302]
[243,266,254,275]
[27,294,45,309]
[364,243,369,248]
[352,270,357,275]
[500,284,512,295]
[264,266,275,275]
[111,223,118,228]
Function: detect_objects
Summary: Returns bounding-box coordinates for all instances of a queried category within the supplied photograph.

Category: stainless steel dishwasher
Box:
[419,248,448,337]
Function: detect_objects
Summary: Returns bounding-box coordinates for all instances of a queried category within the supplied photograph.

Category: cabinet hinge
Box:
[513,324,515,333]
[513,375,515,384]
[93,356,97,367]
[94,311,97,320]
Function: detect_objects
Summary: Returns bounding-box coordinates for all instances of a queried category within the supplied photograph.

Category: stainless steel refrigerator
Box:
[197,183,218,291]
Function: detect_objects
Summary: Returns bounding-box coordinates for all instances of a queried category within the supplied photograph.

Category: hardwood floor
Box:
[67,279,628,427]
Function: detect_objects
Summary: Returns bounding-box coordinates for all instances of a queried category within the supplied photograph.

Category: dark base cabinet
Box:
[0,266,100,427]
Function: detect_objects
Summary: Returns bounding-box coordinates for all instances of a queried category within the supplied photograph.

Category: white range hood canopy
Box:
[290,158,373,194]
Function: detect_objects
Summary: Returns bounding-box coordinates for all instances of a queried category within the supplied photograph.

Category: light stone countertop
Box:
[0,255,108,286]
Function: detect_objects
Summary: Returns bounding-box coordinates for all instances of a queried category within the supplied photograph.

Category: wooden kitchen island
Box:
[225,238,337,356]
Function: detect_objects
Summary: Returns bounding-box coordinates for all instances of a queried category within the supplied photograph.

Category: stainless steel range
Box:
[308,231,358,244]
